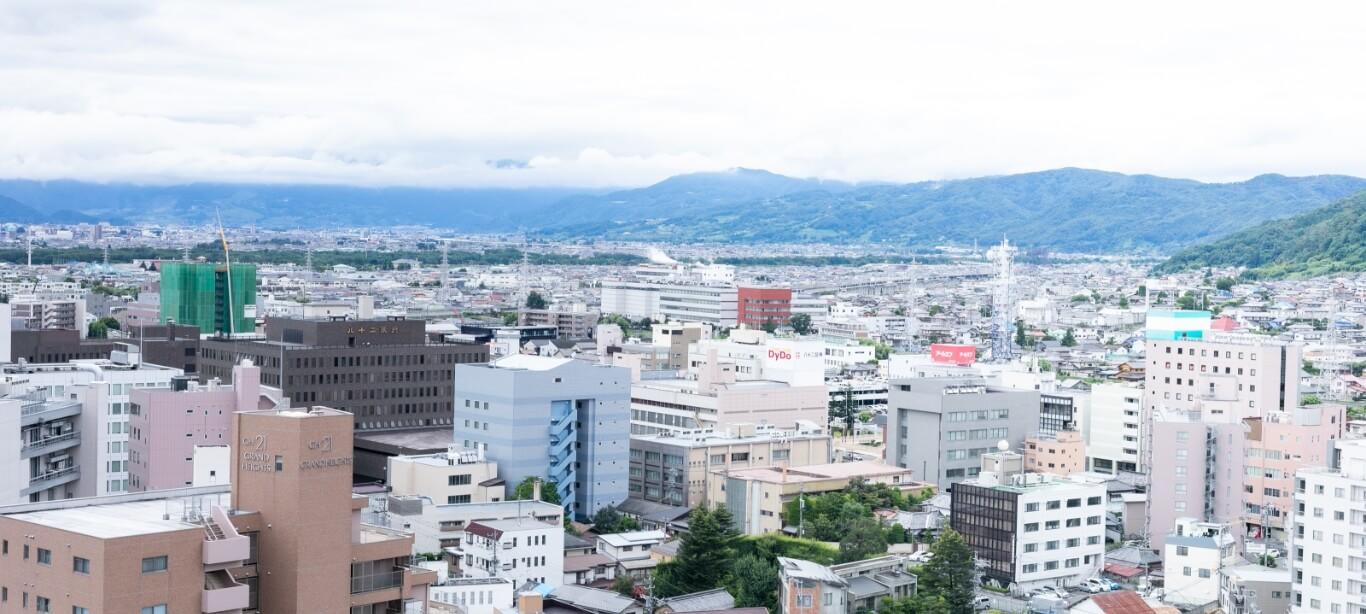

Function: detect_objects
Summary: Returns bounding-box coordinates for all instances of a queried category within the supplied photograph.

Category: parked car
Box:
[973,596,993,611]
[1082,578,1110,593]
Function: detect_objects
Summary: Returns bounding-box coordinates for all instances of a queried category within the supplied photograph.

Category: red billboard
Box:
[930,343,977,366]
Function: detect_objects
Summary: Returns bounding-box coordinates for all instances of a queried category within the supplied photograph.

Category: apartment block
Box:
[1,351,181,497]
[1024,430,1085,476]
[1287,438,1366,613]
[200,316,489,431]
[0,392,88,504]
[0,405,435,614]
[127,360,284,491]
[885,377,1041,489]
[453,355,630,519]
[518,306,600,340]
[1162,518,1238,607]
[950,467,1107,592]
[629,422,831,506]
[776,555,918,614]
[383,495,564,556]
[1085,383,1144,476]
[387,446,504,505]
[459,517,564,590]
[1146,311,1302,419]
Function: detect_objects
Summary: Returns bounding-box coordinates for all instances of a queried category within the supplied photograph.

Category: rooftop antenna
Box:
[304,242,314,274]
[440,240,450,301]
[987,236,1016,362]
[102,243,110,269]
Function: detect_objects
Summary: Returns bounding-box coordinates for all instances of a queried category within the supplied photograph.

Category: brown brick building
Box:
[198,317,488,431]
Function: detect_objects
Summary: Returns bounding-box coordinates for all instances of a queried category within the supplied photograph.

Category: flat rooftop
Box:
[0,486,233,539]
[719,460,917,484]
[355,427,456,454]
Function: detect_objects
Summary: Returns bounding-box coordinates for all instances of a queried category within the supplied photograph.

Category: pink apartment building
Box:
[128,360,286,491]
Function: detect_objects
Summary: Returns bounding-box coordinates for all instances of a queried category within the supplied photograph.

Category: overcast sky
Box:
[2,1,1365,188]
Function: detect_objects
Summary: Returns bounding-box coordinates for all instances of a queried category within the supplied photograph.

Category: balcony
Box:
[203,507,250,567]
[21,431,81,459]
[202,569,249,613]
[20,399,81,427]
[402,564,438,593]
[22,465,79,496]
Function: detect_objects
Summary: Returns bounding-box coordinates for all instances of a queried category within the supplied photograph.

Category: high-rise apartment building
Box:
[885,377,1040,489]
[1287,438,1366,614]
[199,316,488,431]
[453,355,630,519]
[159,261,257,336]
[1085,383,1145,476]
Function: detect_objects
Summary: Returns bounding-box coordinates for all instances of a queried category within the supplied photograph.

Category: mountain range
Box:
[2,168,1364,253]
[1156,191,1366,279]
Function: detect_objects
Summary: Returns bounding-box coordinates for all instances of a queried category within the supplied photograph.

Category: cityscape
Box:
[2,3,1366,614]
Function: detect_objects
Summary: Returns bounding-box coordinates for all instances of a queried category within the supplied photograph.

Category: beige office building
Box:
[629,422,832,506]
[387,446,505,504]
[711,461,935,535]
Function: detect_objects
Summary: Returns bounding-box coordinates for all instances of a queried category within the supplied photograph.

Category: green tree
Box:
[525,291,548,310]
[879,594,953,614]
[1303,394,1322,406]
[1014,319,1027,347]
[838,516,888,562]
[1118,295,1130,308]
[726,554,779,613]
[591,507,640,534]
[790,313,813,335]
[1176,290,1200,311]
[610,575,636,597]
[655,506,737,597]
[761,321,778,334]
[1060,328,1077,347]
[917,528,976,613]
[512,477,562,505]
[88,320,108,339]
[928,304,944,316]
[1216,277,1236,291]
[501,312,518,326]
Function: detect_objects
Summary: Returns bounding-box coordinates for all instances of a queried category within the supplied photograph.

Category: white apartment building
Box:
[429,578,515,614]
[596,530,669,562]
[1086,383,1144,476]
[823,342,875,372]
[1288,438,1366,614]
[383,496,564,556]
[1,351,179,496]
[387,446,504,505]
[951,468,1107,593]
[459,517,564,591]
[691,330,826,386]
[1162,518,1238,607]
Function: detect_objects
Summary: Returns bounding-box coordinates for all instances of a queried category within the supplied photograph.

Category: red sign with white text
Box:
[930,343,977,366]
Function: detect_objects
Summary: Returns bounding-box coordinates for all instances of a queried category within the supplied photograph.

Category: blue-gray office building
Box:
[453,355,630,519]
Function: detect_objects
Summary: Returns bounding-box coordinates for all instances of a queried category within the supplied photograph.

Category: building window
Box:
[447,495,471,504]
[37,548,51,565]
[141,606,168,614]
[141,556,168,573]
[36,596,50,613]
[448,474,472,486]
[74,608,90,614]
[73,557,90,574]
[274,455,284,472]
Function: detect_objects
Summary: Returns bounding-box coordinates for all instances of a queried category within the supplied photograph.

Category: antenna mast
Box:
[987,237,1017,362]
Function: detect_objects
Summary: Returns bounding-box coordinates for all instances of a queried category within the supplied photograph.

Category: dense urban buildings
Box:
[1287,438,1366,614]
[0,404,435,614]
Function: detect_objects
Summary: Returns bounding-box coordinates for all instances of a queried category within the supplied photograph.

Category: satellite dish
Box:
[996,440,1010,452]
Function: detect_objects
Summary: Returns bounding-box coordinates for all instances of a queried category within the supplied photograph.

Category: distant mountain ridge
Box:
[1,168,1363,253]
[1156,190,1366,278]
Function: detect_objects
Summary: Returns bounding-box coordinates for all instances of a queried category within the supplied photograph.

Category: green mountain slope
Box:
[1156,191,1366,278]
[537,168,1366,251]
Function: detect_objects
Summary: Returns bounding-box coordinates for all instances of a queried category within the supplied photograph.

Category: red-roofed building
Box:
[1072,591,1156,614]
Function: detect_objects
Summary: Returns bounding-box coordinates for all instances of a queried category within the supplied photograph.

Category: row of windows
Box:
[1020,555,1095,573]
[1022,535,1102,551]
[1023,516,1102,531]
[1024,496,1103,511]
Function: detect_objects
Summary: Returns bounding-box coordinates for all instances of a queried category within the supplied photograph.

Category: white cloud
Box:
[1,0,1365,187]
